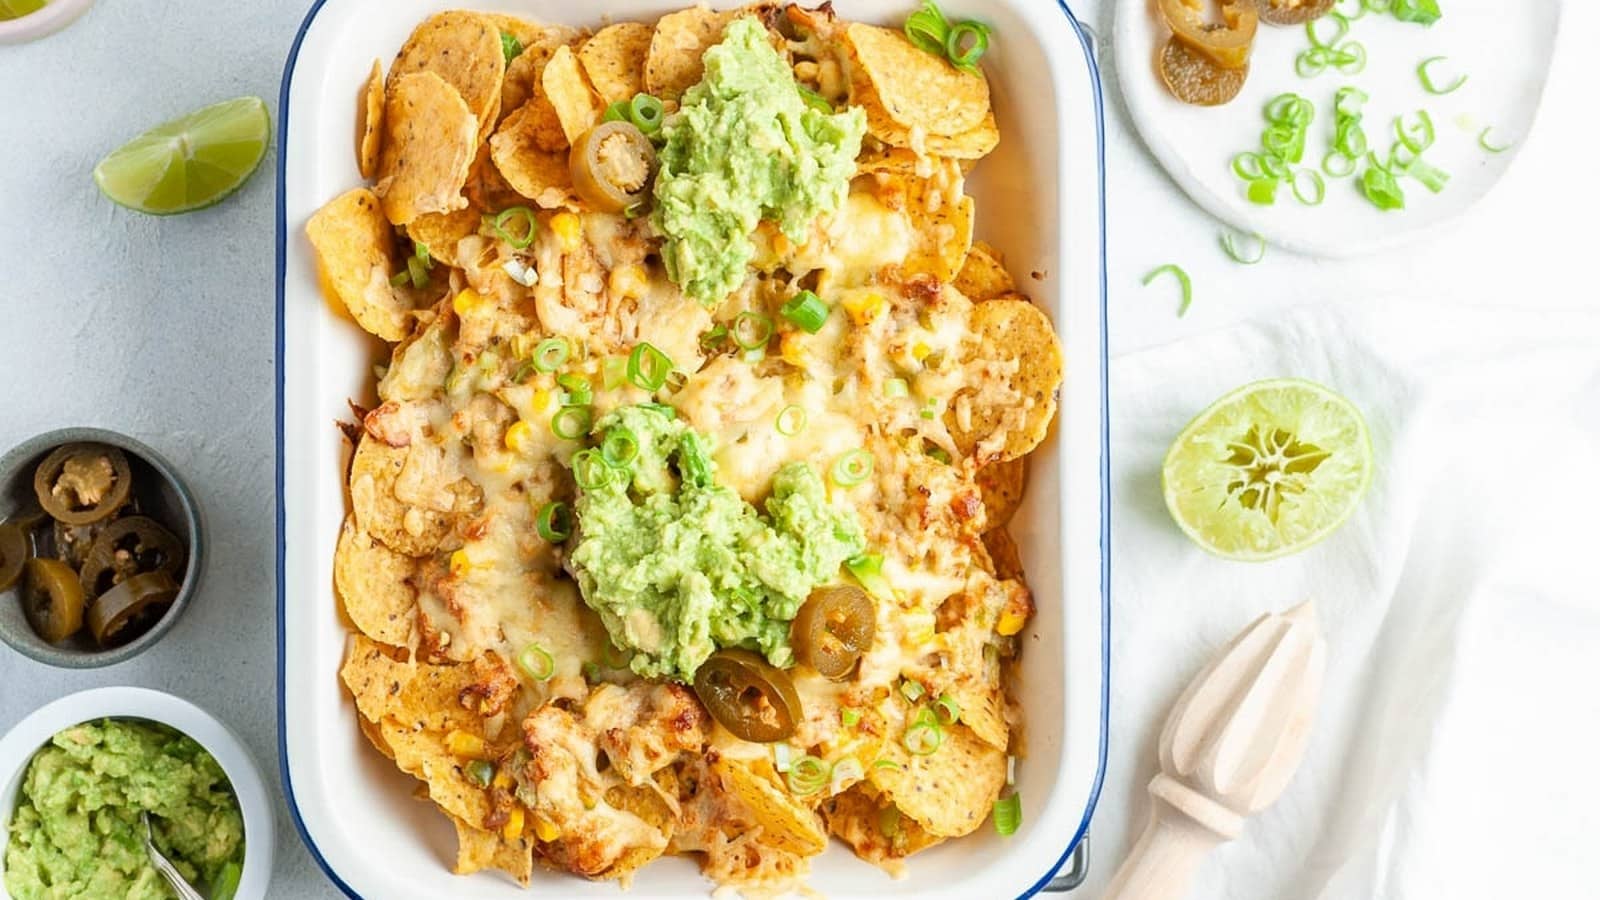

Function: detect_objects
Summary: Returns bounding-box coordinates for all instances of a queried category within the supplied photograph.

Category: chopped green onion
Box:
[628,93,665,134]
[699,324,728,351]
[781,290,830,334]
[1364,0,1392,10]
[933,694,961,726]
[407,254,430,290]
[517,644,556,681]
[1322,150,1357,178]
[1360,162,1406,211]
[1295,49,1329,78]
[1417,56,1466,94]
[572,448,617,490]
[1392,0,1441,25]
[639,402,676,419]
[1478,127,1512,154]
[903,718,944,755]
[556,372,592,406]
[872,758,903,772]
[841,708,862,727]
[945,21,991,72]
[1335,41,1367,75]
[787,755,831,796]
[603,100,629,123]
[493,207,537,250]
[924,444,952,465]
[903,0,952,56]
[775,404,807,436]
[796,85,832,113]
[551,405,593,440]
[899,680,926,704]
[773,743,795,773]
[919,398,940,421]
[732,311,773,350]
[1246,178,1279,205]
[390,270,410,288]
[879,804,901,838]
[1264,93,1314,126]
[1407,157,1451,193]
[600,426,639,467]
[1232,152,1268,181]
[600,355,627,391]
[1395,110,1436,153]
[845,554,894,601]
[992,794,1021,836]
[829,757,865,793]
[501,32,524,64]
[1292,169,1326,206]
[535,501,572,542]
[1334,86,1368,118]
[467,759,496,788]
[883,378,910,400]
[1305,13,1349,49]
[531,337,570,373]
[831,449,874,487]
[1220,230,1266,265]
[1142,264,1193,318]
[627,342,673,392]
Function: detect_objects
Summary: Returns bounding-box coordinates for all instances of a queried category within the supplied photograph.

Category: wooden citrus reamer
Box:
[1103,601,1326,900]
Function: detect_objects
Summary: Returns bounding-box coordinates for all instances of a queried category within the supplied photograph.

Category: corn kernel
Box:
[911,341,932,362]
[842,291,885,325]
[608,264,648,300]
[492,767,515,790]
[446,730,486,759]
[505,420,534,453]
[452,288,484,316]
[502,807,526,841]
[550,212,582,249]
[449,550,472,576]
[772,232,793,255]
[530,388,555,415]
[997,610,1027,637]
[480,454,512,475]
[534,816,561,842]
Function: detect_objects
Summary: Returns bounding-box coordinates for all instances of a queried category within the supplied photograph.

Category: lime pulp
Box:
[93,96,272,215]
[0,0,46,20]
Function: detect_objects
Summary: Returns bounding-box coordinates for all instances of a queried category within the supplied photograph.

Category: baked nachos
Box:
[309,2,1063,892]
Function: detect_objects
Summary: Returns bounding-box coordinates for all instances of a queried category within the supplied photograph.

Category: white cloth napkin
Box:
[1079,298,1600,899]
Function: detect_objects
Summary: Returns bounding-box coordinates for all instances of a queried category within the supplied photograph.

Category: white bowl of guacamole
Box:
[0,687,274,899]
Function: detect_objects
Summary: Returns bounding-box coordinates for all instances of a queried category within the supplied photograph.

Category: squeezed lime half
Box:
[0,0,47,20]
[1162,378,1373,561]
[93,96,271,215]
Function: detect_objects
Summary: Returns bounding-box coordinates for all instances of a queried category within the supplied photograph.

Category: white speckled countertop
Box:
[1,1,1595,898]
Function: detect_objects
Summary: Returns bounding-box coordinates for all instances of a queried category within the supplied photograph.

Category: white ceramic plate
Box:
[276,2,1110,897]
[0,687,276,900]
[1116,0,1560,257]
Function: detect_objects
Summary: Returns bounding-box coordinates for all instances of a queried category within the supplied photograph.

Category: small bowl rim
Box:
[0,427,205,669]
[0,0,95,44]
[0,686,276,900]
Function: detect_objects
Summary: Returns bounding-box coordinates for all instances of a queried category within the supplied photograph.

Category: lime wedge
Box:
[1162,378,1372,561]
[93,96,271,215]
[0,0,46,20]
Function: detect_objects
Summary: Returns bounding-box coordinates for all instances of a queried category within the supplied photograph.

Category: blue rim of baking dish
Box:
[274,2,1111,897]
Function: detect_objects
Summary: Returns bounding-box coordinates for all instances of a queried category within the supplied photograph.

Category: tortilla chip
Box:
[349,438,455,556]
[451,814,534,884]
[481,13,544,48]
[305,188,413,341]
[377,71,479,227]
[598,783,675,880]
[712,757,828,856]
[823,786,943,868]
[340,634,411,723]
[542,45,602,146]
[388,10,506,138]
[490,101,582,209]
[382,719,492,826]
[499,23,587,127]
[976,456,1026,533]
[943,678,1009,750]
[334,514,417,646]
[868,723,1006,837]
[948,297,1062,463]
[358,713,395,760]
[645,6,735,100]
[955,240,1015,301]
[406,206,481,269]
[845,23,990,138]
[357,59,386,180]
[579,22,654,106]
[866,111,1001,161]
[872,158,972,283]
[983,526,1024,581]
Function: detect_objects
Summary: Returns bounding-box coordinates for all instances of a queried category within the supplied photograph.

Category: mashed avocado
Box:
[569,406,865,681]
[3,720,245,900]
[653,16,867,306]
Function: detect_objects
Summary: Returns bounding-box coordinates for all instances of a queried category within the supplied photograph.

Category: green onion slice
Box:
[1360,163,1406,211]
[872,758,903,772]
[1407,157,1451,193]
[781,290,830,334]
[467,759,496,787]
[841,708,862,727]
[1264,93,1312,126]
[831,449,874,487]
[903,718,944,755]
[1296,49,1329,78]
[602,100,629,123]
[883,378,910,400]
[501,32,524,64]
[1395,110,1436,153]
[1246,178,1280,206]
[787,755,831,796]
[493,207,538,250]
[903,0,952,57]
[1232,152,1268,181]
[572,448,617,490]
[1292,169,1326,206]
[639,402,676,419]
[797,85,832,113]
[899,679,925,704]
[390,270,411,288]
[407,255,430,290]
[551,405,593,440]
[992,794,1021,836]
[1305,13,1349,48]
[1220,230,1267,265]
[946,21,991,72]
[933,694,961,726]
[1392,0,1441,26]
[628,93,665,134]
[600,426,639,467]
[556,372,592,405]
[775,404,807,436]
[1143,264,1193,317]
[732,311,773,350]
[1334,86,1368,118]
[627,342,673,392]
[845,553,894,601]
[878,804,901,838]
[1478,127,1512,154]
[531,337,570,373]
[535,501,572,542]
[1322,150,1358,178]
[517,644,556,681]
[1417,56,1466,94]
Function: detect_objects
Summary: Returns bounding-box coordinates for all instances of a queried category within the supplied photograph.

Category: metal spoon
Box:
[140,811,206,900]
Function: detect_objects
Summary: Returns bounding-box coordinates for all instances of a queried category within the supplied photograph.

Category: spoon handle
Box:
[148,852,206,900]
[1101,775,1238,900]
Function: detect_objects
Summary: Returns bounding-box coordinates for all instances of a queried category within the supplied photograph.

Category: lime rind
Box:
[1162,378,1373,561]
[93,96,272,215]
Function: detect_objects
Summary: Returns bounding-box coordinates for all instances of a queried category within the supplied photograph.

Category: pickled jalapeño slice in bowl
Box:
[1163,378,1372,561]
[94,96,271,215]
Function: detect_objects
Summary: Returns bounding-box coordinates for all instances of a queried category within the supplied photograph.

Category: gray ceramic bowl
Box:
[0,428,203,668]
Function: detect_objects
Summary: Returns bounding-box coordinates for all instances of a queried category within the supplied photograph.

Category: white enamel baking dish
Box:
[275,1,1109,896]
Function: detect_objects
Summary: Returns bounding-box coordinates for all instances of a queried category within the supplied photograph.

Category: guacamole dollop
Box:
[3,720,245,900]
[569,406,866,681]
[652,16,867,306]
